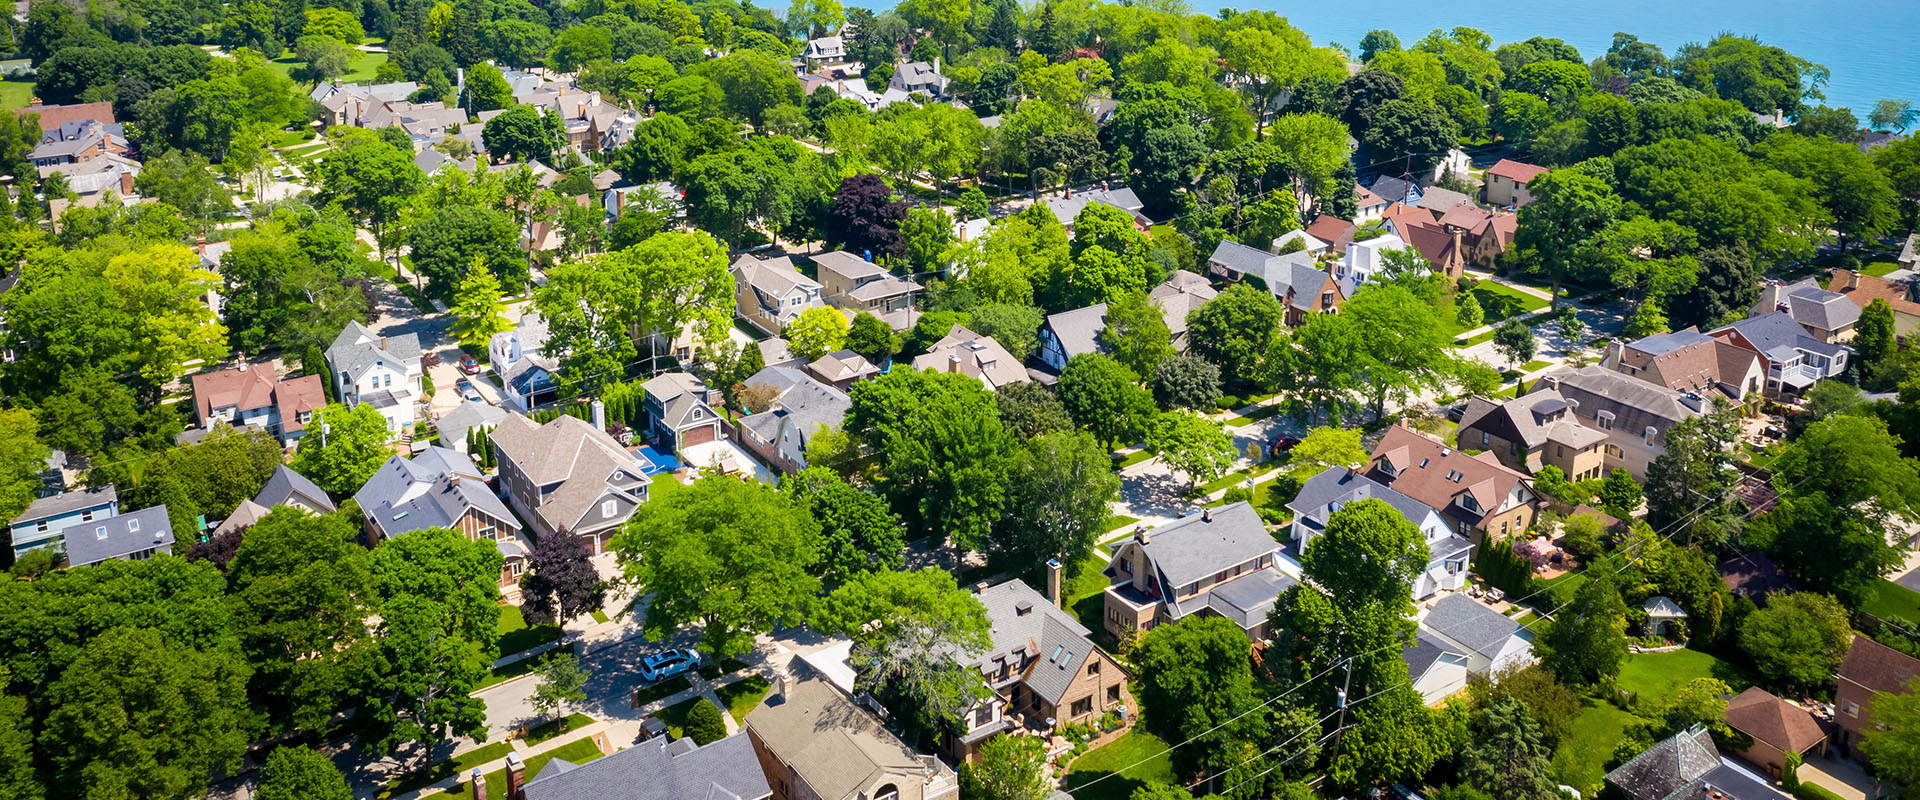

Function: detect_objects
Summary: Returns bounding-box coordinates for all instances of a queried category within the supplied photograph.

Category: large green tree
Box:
[255,746,350,800]
[784,467,905,588]
[992,430,1119,578]
[846,369,1021,553]
[812,568,991,738]
[290,403,394,498]
[1057,353,1158,449]
[1738,592,1853,691]
[1186,283,1286,389]
[1536,573,1628,685]
[1132,615,1271,780]
[226,508,375,734]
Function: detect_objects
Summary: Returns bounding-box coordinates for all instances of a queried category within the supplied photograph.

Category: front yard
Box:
[1063,730,1178,800]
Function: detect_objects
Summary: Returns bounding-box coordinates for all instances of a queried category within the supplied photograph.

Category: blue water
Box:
[1203,0,1919,119]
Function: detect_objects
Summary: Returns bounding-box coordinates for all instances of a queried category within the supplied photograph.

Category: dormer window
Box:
[1596,411,1615,430]
[1643,426,1656,444]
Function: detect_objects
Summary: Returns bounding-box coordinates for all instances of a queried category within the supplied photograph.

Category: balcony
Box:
[1768,363,1821,388]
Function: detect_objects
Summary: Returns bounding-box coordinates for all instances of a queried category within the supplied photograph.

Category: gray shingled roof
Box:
[63,504,173,567]
[1198,567,1295,627]
[1545,366,1707,435]
[746,665,952,800]
[972,579,1103,705]
[1713,311,1847,362]
[1402,631,1460,682]
[1422,594,1522,661]
[253,465,336,513]
[13,485,117,526]
[1043,303,1110,361]
[1209,239,1273,276]
[1786,286,1861,332]
[521,731,770,800]
[489,414,650,532]
[739,369,851,451]
[1606,727,1724,800]
[437,401,510,458]
[353,447,517,538]
[1120,502,1274,589]
[1287,467,1441,535]
[327,321,422,380]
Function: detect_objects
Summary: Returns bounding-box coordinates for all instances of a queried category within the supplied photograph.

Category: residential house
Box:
[1364,424,1539,543]
[308,80,418,128]
[189,362,325,446]
[1722,686,1826,776]
[519,86,633,154]
[29,119,126,167]
[889,59,949,98]
[490,412,652,555]
[1751,278,1862,343]
[1036,272,1217,372]
[1602,330,1767,405]
[1270,229,1328,254]
[327,321,424,432]
[1304,214,1358,254]
[1354,184,1389,222]
[911,325,1030,392]
[517,731,771,800]
[253,465,338,515]
[1404,594,1534,703]
[802,35,856,72]
[947,577,1132,763]
[1044,186,1152,232]
[640,372,722,452]
[40,152,139,207]
[1370,175,1423,206]
[1414,186,1472,214]
[758,337,804,371]
[1463,367,1709,481]
[17,100,116,135]
[1900,233,1919,271]
[437,400,509,457]
[1835,636,1920,755]
[807,349,880,392]
[1207,242,1345,326]
[736,366,852,474]
[732,253,824,336]
[745,664,960,800]
[489,313,560,413]
[7,486,117,560]
[1101,503,1294,640]
[1708,311,1851,397]
[814,250,922,331]
[62,505,174,568]
[1829,268,1920,337]
[1151,269,1220,349]
[353,447,528,584]
[1287,466,1472,599]
[1434,203,1519,268]
[1339,233,1421,286]
[1607,727,1791,800]
[1483,159,1548,207]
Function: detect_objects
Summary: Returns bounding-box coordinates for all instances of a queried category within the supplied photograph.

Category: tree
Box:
[1187,283,1286,388]
[995,382,1075,439]
[812,568,991,738]
[1303,498,1430,611]
[1772,414,1920,515]
[1856,298,1897,374]
[960,734,1050,800]
[410,204,523,300]
[1363,99,1459,174]
[785,467,905,588]
[1103,291,1174,379]
[313,131,423,265]
[1337,69,1406,133]
[1342,284,1458,420]
[1150,412,1237,490]
[1149,353,1222,412]
[291,35,353,86]
[529,653,589,722]
[367,593,492,763]
[1643,403,1743,547]
[1360,30,1401,62]
[1871,99,1917,133]
[902,206,956,275]
[1290,426,1368,473]
[1747,494,1902,609]
[785,305,852,361]
[612,476,821,657]
[450,262,512,352]
[1455,292,1484,329]
[1598,469,1644,517]
[1739,592,1852,690]
[536,230,735,391]
[967,303,1044,360]
[1515,170,1621,306]
[1758,133,1897,250]
[682,699,729,745]
[290,403,393,498]
[547,26,613,73]
[1057,353,1158,449]
[994,430,1119,578]
[845,369,1020,553]
[483,105,564,163]
[1493,319,1536,367]
[255,746,350,800]
[227,509,375,734]
[1536,574,1628,685]
[464,62,514,112]
[0,410,46,548]
[1862,677,1920,790]
[823,173,907,260]
[520,532,603,626]
[1131,616,1270,779]
[845,311,899,363]
[1461,695,1560,800]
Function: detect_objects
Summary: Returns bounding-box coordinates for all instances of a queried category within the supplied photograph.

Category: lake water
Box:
[1199,0,1919,120]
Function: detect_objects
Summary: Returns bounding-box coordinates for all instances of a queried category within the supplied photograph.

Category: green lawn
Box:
[1863,260,1901,278]
[1617,649,1752,703]
[1223,402,1284,427]
[1864,580,1920,623]
[1199,461,1281,494]
[523,712,594,745]
[717,675,772,723]
[496,605,563,657]
[381,741,514,798]
[1522,359,1554,372]
[1116,449,1154,469]
[1064,730,1178,800]
[444,738,604,798]
[652,695,717,739]
[0,78,35,110]
[1471,280,1552,321]
[266,48,392,84]
[476,643,577,691]
[1552,700,1642,794]
[1537,571,1589,607]
[1106,514,1141,531]
[633,675,693,708]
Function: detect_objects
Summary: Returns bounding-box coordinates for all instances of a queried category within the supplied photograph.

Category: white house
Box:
[1338,234,1421,287]
[325,322,423,432]
[1286,466,1473,600]
[1406,594,1536,704]
[489,313,560,413]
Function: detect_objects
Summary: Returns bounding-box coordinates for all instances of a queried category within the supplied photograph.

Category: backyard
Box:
[0,78,34,110]
[1864,579,1920,624]
[442,737,605,798]
[1063,730,1178,800]
[266,48,392,85]
[1551,700,1641,792]
[1616,648,1753,703]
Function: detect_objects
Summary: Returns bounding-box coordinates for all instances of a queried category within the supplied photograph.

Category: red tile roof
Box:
[17,101,115,132]
[1486,159,1549,184]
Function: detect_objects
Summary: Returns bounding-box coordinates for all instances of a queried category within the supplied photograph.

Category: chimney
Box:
[237,359,248,373]
[195,235,206,254]
[947,352,961,374]
[471,768,488,800]
[1046,558,1063,608]
[1134,526,1149,546]
[1603,338,1624,368]
[1203,507,1213,522]
[774,670,796,702]
[1345,462,1361,478]
[591,399,606,431]
[118,170,132,196]
[1846,270,1860,290]
[504,752,526,800]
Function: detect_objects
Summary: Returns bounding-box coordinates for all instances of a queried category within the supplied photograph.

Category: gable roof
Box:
[1402,630,1463,681]
[973,579,1108,705]
[1830,269,1920,319]
[1112,502,1273,589]
[1149,270,1218,333]
[1456,386,1609,452]
[1287,467,1443,535]
[437,400,510,455]
[12,485,117,527]
[1838,635,1920,696]
[254,465,337,514]
[746,663,953,800]
[912,325,1029,391]
[353,447,518,538]
[1541,366,1708,431]
[327,321,422,379]
[490,414,651,532]
[1618,329,1765,399]
[740,366,851,449]
[63,504,173,567]
[809,350,879,383]
[1486,159,1549,184]
[1724,687,1825,754]
[1366,425,1533,526]
[1422,594,1523,661]
[1606,727,1725,800]
[1043,303,1110,362]
[1711,311,1848,363]
[521,732,770,800]
[1414,186,1471,213]
[1045,187,1150,227]
[189,366,326,434]
[1717,553,1801,605]
[1304,214,1357,253]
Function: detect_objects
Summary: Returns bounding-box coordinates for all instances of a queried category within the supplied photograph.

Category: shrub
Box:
[1792,783,1845,800]
[1215,395,1241,410]
[683,699,728,745]
[1221,487,1252,505]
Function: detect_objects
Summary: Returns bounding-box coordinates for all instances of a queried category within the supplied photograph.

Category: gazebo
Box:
[1642,595,1687,636]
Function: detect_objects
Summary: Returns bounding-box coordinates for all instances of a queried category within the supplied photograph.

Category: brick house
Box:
[1102,502,1293,640]
[1835,636,1920,756]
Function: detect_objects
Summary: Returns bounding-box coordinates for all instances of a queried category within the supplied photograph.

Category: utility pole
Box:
[1327,657,1355,767]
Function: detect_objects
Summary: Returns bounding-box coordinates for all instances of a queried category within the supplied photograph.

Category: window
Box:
[1215,570,1229,582]
[1481,431,1489,446]
[692,409,703,420]
[1087,662,1101,676]
[1119,558,1132,575]
[1597,411,1614,430]
[127,518,139,532]
[602,499,617,518]
[974,705,994,726]
[95,526,106,539]
[1846,701,1860,718]
[81,510,94,522]
[34,520,48,534]
[1644,426,1657,444]
[1070,697,1093,717]
[1108,685,1122,703]
[1556,445,1564,458]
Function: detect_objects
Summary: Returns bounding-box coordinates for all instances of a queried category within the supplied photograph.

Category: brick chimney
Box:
[470,768,488,800]
[117,170,133,196]
[1203,507,1213,523]
[1045,559,1062,608]
[947,352,961,374]
[504,752,526,800]
[774,670,796,702]
[1134,526,1149,546]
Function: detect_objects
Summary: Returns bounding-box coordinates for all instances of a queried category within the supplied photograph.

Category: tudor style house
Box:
[640,372,721,452]
[945,577,1132,763]
[1206,241,1345,325]
[327,322,424,431]
[1602,329,1767,405]
[732,253,824,336]
[1363,424,1539,543]
[490,413,652,555]
[1102,503,1293,640]
[1287,466,1473,599]
[353,447,528,585]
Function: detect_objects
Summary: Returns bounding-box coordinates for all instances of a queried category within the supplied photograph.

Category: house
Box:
[1401,632,1472,705]
[889,59,949,98]
[1370,175,1422,206]
[947,576,1133,763]
[1150,270,1219,349]
[1462,367,1709,481]
[1101,503,1294,640]
[189,362,325,446]
[1270,229,1328,254]
[1602,330,1768,404]
[1339,233,1421,286]
[1288,467,1472,598]
[807,349,881,392]
[758,337,804,371]
[1413,186,1472,214]
[1434,203,1520,267]
[1044,186,1152,231]
[802,35,855,72]
[1723,686,1826,776]
[327,322,424,432]
[1829,268,1920,337]
[40,153,140,207]
[1708,311,1851,397]
[353,447,528,584]
[1406,594,1535,702]
[736,366,852,474]
[1304,215,1358,254]
[1036,272,1216,372]
[814,250,922,331]
[1834,636,1920,755]
[7,485,117,560]
[61,504,174,568]
[1364,424,1539,542]
[29,119,125,167]
[490,412,652,555]
[1206,243,1344,325]
[911,325,1030,392]
[308,80,418,128]
[1751,278,1862,343]
[745,665,960,800]
[489,313,560,413]
[437,400,510,457]
[733,253,824,336]
[17,100,117,135]
[1900,233,1920,271]
[1607,726,1791,800]
[1718,553,1802,607]
[640,372,721,452]
[516,731,770,800]
[1483,159,1549,207]
[252,465,337,515]
[1354,184,1389,222]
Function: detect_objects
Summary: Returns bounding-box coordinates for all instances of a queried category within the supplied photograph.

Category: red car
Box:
[1267,435,1300,456]
[458,354,480,375]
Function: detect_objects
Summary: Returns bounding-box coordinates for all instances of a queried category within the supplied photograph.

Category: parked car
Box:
[459,355,480,374]
[637,648,701,683]
[457,380,483,403]
[1267,435,1300,456]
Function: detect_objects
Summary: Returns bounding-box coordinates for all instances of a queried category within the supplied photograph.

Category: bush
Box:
[1221,487,1252,505]
[1792,783,1845,800]
[1215,395,1241,411]
[683,699,728,745]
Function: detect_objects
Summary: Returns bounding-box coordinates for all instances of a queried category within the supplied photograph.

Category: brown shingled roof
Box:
[1724,687,1825,754]
[1830,269,1920,318]
[1305,215,1357,253]
[1486,158,1549,184]
[17,101,116,132]
[1365,424,1534,527]
[1838,636,1920,696]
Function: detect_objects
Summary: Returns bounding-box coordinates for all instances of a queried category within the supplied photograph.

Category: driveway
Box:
[1458,298,1633,370]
